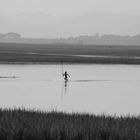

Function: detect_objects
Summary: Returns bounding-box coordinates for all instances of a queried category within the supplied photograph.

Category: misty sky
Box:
[0,0,140,16]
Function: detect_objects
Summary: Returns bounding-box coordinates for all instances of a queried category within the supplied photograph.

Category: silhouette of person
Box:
[63,71,70,81]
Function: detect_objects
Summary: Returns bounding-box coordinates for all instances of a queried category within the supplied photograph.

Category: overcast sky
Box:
[0,0,140,16]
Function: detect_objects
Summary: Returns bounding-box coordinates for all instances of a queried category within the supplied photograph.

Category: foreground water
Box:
[0,64,140,115]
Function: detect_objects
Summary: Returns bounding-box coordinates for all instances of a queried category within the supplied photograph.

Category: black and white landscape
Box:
[0,0,140,140]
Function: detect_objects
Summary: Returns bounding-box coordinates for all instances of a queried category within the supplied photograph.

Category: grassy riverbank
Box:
[1,43,140,64]
[0,108,140,140]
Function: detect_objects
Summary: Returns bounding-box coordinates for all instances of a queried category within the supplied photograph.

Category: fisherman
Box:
[63,71,70,81]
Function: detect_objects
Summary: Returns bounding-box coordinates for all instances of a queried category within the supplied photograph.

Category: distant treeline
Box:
[0,32,21,39]
[1,33,140,45]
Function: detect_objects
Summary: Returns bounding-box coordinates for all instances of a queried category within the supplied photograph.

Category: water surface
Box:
[0,64,140,115]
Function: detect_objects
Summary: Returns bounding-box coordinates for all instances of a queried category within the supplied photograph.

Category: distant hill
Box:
[0,12,140,38]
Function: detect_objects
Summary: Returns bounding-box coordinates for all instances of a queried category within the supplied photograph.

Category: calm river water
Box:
[0,64,140,115]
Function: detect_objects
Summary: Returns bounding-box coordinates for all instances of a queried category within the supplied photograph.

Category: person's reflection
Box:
[64,80,68,87]
[64,80,68,95]
[63,80,68,95]
[61,80,69,101]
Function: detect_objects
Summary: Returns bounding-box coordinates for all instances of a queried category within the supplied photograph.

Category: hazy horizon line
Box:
[1,11,140,17]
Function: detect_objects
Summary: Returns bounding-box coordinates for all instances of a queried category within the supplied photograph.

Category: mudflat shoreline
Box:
[0,53,140,65]
[0,42,140,64]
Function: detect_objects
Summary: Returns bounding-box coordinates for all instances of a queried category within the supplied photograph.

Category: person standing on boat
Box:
[63,71,70,81]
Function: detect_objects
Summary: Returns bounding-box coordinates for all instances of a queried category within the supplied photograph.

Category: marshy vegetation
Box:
[0,108,140,140]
